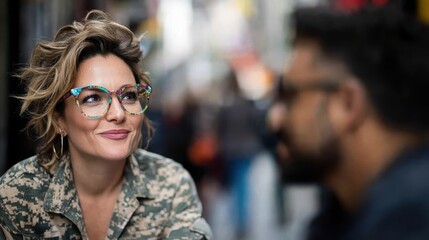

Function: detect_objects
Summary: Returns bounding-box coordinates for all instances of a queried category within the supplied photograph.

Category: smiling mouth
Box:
[99,130,130,140]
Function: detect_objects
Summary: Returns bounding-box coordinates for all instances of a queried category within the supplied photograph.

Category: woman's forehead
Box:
[73,54,135,90]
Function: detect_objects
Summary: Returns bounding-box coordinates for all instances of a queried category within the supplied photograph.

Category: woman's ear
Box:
[328,79,368,133]
[54,111,66,135]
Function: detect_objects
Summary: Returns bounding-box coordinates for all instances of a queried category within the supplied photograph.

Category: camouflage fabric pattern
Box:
[0,149,213,239]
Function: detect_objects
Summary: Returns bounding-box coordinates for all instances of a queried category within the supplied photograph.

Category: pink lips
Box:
[99,129,130,140]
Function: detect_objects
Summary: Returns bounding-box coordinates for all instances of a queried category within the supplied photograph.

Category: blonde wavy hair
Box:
[18,10,152,168]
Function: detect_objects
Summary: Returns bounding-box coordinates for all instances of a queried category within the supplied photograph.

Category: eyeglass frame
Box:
[276,77,340,108]
[61,83,152,119]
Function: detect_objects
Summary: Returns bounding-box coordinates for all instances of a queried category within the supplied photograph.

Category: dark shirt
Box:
[307,144,429,240]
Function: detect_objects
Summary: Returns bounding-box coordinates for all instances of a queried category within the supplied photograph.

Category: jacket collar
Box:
[42,151,157,235]
[122,153,156,199]
[42,154,85,232]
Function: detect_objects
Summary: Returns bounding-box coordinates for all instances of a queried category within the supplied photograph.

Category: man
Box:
[271,2,429,240]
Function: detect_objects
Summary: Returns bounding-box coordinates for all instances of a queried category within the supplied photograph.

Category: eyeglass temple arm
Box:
[61,92,72,102]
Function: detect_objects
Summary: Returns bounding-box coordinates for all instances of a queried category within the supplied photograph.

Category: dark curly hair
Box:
[292,3,429,133]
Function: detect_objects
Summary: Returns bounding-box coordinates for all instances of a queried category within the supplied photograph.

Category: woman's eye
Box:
[122,92,138,102]
[82,94,102,104]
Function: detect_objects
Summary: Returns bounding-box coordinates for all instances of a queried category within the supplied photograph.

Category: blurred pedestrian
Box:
[270,2,429,240]
[217,69,266,239]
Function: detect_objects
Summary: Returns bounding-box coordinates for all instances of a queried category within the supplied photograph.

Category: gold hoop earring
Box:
[53,133,64,159]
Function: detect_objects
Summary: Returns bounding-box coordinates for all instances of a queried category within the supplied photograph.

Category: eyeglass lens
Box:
[76,85,149,117]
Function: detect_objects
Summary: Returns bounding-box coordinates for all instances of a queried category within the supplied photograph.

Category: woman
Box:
[0,10,212,240]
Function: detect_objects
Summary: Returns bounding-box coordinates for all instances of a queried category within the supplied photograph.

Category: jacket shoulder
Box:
[133,148,185,172]
[132,149,194,194]
[0,156,51,233]
[0,156,48,188]
[0,156,50,213]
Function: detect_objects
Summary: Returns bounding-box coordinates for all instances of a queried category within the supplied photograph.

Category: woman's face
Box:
[59,54,143,162]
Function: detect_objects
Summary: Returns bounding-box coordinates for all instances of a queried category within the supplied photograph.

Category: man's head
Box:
[272,4,429,184]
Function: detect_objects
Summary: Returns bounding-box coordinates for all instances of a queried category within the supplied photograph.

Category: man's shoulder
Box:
[360,147,429,218]
[374,147,429,198]
[349,152,429,240]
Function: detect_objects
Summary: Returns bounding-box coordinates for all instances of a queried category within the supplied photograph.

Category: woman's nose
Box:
[105,96,126,122]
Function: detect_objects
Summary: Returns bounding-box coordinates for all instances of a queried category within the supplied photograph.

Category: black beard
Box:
[277,130,341,184]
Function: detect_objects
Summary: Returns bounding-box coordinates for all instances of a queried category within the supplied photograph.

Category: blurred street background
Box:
[4,0,424,239]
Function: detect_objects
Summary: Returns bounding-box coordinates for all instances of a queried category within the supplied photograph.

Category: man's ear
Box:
[329,79,368,133]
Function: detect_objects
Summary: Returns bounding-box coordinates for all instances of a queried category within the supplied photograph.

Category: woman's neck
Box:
[70,154,127,197]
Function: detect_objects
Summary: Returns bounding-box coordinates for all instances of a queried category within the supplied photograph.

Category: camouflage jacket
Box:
[0,149,213,239]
